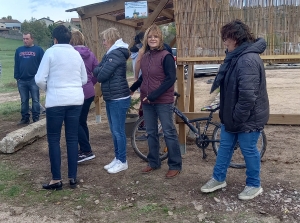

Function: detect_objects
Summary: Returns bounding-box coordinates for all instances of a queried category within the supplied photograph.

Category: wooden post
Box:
[176,65,186,154]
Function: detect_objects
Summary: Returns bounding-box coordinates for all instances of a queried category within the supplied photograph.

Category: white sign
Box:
[125,1,148,19]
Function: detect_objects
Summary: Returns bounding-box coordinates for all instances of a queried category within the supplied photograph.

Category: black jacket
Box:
[220,38,269,133]
[93,48,130,101]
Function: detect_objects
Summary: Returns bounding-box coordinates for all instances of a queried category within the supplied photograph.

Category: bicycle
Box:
[131,92,267,169]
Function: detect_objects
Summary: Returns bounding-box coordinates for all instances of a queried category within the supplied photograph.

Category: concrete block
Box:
[0,119,46,154]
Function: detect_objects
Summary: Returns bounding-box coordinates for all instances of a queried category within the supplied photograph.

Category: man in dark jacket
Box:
[201,20,269,200]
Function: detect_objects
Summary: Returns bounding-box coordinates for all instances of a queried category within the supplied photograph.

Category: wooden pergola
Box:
[67,0,300,153]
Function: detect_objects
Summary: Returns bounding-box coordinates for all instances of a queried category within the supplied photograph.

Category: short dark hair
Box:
[221,20,255,46]
[23,32,33,39]
[52,25,71,44]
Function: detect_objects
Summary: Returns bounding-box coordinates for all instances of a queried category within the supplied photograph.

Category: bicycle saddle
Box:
[201,104,220,111]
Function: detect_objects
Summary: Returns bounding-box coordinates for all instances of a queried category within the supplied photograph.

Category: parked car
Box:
[171,48,220,79]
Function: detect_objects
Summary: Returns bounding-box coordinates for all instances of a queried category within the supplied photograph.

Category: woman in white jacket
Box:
[35,25,87,190]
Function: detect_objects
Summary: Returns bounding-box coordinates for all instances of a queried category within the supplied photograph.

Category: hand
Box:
[130,91,134,96]
[142,97,150,104]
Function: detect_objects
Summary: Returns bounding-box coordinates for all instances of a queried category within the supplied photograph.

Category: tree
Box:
[7,15,12,20]
[160,22,176,46]
[21,18,51,47]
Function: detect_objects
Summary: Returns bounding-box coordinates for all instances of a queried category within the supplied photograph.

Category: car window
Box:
[172,48,177,56]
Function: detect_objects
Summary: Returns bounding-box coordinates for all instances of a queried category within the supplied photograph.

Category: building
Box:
[0,19,21,30]
[37,17,54,27]
[70,18,81,29]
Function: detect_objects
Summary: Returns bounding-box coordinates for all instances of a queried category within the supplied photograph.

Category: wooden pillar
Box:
[91,16,102,123]
[176,65,186,154]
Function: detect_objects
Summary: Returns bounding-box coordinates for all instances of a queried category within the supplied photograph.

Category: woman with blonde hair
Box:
[70,30,99,163]
[130,24,182,178]
[93,27,130,174]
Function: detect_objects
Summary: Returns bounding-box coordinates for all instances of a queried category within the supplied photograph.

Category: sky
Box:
[0,0,105,23]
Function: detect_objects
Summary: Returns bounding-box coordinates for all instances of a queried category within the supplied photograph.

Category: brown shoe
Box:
[165,170,180,178]
[141,166,157,174]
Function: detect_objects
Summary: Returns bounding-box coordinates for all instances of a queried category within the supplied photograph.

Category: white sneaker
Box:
[107,160,128,174]
[238,186,263,200]
[104,157,117,170]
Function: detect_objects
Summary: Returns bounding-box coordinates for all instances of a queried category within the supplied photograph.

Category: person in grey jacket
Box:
[201,20,269,200]
[93,27,131,174]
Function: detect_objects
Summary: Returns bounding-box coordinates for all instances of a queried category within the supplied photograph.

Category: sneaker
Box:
[104,157,117,170]
[201,178,227,193]
[78,151,96,163]
[17,119,30,125]
[41,110,46,115]
[107,160,128,174]
[238,186,263,200]
[136,134,147,141]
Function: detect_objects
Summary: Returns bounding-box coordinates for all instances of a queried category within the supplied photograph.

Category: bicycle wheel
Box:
[212,127,267,169]
[131,116,168,162]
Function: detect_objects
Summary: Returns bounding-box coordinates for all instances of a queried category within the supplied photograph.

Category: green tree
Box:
[160,22,176,46]
[21,18,51,47]
[7,15,12,20]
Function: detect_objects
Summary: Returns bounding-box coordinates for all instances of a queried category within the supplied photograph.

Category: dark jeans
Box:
[105,97,130,163]
[142,103,182,170]
[79,96,94,153]
[17,78,40,121]
[46,105,82,180]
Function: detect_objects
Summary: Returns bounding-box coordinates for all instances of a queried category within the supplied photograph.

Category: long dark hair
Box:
[221,20,255,46]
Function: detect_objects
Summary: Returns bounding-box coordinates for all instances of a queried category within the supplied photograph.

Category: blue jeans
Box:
[46,105,82,180]
[105,97,130,163]
[142,103,182,170]
[78,96,94,153]
[17,78,40,120]
[213,125,261,187]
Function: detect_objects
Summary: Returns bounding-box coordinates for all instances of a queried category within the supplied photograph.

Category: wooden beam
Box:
[139,0,170,32]
[169,37,176,47]
[176,112,300,125]
[148,3,174,19]
[177,54,300,63]
[184,65,193,112]
[176,65,186,154]
[97,14,137,28]
[79,0,158,20]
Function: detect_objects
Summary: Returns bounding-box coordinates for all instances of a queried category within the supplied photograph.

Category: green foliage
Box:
[127,97,140,114]
[160,22,176,46]
[21,18,52,47]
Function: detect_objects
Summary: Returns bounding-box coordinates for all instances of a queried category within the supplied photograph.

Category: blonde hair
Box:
[101,27,121,45]
[142,24,164,53]
[70,30,84,46]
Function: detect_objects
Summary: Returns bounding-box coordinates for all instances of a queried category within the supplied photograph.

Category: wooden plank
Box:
[91,16,99,59]
[184,65,193,112]
[169,36,176,47]
[148,3,174,19]
[139,0,170,32]
[176,112,300,125]
[176,65,186,152]
[97,14,137,28]
[189,66,195,112]
[177,54,300,63]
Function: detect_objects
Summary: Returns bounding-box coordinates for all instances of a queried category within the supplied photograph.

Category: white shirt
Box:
[35,44,87,108]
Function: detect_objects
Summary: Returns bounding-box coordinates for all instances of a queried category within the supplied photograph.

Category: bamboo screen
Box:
[81,17,136,60]
[174,0,300,63]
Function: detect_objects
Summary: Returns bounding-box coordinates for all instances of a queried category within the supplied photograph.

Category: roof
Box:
[66,0,174,30]
[37,18,54,22]
[71,18,80,22]
[0,19,21,23]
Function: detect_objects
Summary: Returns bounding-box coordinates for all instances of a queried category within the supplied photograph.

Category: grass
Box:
[0,37,23,93]
[0,96,45,121]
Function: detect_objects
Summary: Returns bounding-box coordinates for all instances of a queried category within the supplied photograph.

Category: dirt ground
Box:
[0,70,299,222]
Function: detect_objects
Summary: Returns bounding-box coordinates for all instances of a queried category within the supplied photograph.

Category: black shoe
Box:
[69,179,77,189]
[17,119,30,125]
[78,151,95,163]
[33,118,40,123]
[42,181,63,190]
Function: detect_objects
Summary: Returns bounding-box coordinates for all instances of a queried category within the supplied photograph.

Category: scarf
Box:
[210,42,251,93]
